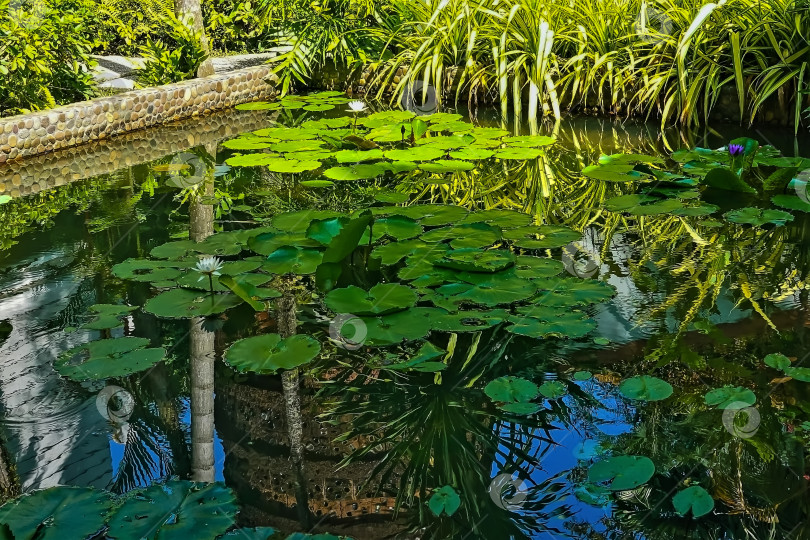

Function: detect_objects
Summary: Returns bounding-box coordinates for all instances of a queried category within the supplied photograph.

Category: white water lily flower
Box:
[347,100,367,113]
[194,256,224,281]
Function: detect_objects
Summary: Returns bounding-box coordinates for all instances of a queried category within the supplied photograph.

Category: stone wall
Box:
[0,108,275,198]
[0,65,276,165]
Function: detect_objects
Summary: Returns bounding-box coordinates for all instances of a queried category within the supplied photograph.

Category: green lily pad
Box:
[303,103,335,112]
[225,153,281,167]
[372,238,448,265]
[272,210,343,232]
[323,164,389,181]
[463,209,532,229]
[420,160,475,173]
[772,194,810,212]
[81,304,139,330]
[221,138,276,150]
[359,307,438,345]
[265,158,321,173]
[144,289,244,318]
[421,222,502,249]
[764,353,791,370]
[503,225,581,249]
[533,277,616,306]
[324,283,417,316]
[108,481,237,540]
[469,126,510,139]
[449,147,495,160]
[582,163,646,183]
[672,203,719,216]
[396,204,469,226]
[485,376,540,403]
[588,456,655,491]
[428,486,460,517]
[384,147,445,162]
[56,337,165,381]
[371,215,423,240]
[334,148,384,163]
[307,217,349,245]
[434,248,515,273]
[253,127,319,140]
[703,167,757,193]
[507,308,596,338]
[235,101,281,110]
[264,246,323,274]
[0,486,112,540]
[225,334,321,374]
[538,380,567,399]
[494,147,543,160]
[723,207,793,226]
[513,256,564,278]
[502,135,556,147]
[704,386,756,409]
[784,367,810,381]
[416,134,475,149]
[248,231,320,255]
[672,486,714,518]
[618,376,673,401]
[112,258,191,283]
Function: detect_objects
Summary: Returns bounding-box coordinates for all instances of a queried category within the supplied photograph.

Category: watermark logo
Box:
[96,385,135,424]
[722,403,760,438]
[4,0,49,30]
[329,313,367,351]
[562,241,599,279]
[793,168,810,204]
[634,4,674,45]
[401,80,438,116]
[165,151,208,189]
[488,472,528,511]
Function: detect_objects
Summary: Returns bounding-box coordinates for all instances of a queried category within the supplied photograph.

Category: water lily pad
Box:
[307,217,349,245]
[225,334,321,374]
[502,135,555,147]
[112,258,191,283]
[235,101,281,110]
[420,160,475,173]
[485,376,540,403]
[272,210,342,232]
[428,486,460,517]
[533,277,616,306]
[264,246,323,274]
[672,203,719,216]
[463,209,532,228]
[619,376,673,401]
[0,486,112,540]
[253,127,319,140]
[81,304,139,330]
[449,147,495,160]
[539,380,567,399]
[764,353,791,370]
[144,289,244,318]
[430,121,473,133]
[422,112,463,124]
[323,164,389,181]
[504,225,581,249]
[225,153,281,167]
[513,256,564,278]
[494,147,543,160]
[266,158,322,173]
[248,231,320,255]
[507,308,595,338]
[360,307,438,345]
[588,456,655,490]
[303,103,335,112]
[417,134,474,150]
[434,248,515,273]
[703,167,757,193]
[723,208,793,226]
[582,163,646,182]
[396,204,468,226]
[221,138,276,150]
[421,222,502,249]
[371,215,423,240]
[372,238,448,265]
[469,127,509,139]
[784,367,810,381]
[672,486,714,518]
[772,194,810,212]
[335,148,385,163]
[704,386,756,409]
[109,481,237,539]
[435,273,535,307]
[384,147,445,162]
[324,283,417,316]
[56,337,165,381]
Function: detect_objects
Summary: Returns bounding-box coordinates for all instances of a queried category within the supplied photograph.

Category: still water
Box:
[1,101,810,539]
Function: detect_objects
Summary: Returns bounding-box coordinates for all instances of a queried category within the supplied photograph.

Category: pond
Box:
[1,93,810,539]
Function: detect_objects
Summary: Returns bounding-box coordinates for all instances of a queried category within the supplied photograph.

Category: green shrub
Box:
[0,0,97,116]
[136,14,210,86]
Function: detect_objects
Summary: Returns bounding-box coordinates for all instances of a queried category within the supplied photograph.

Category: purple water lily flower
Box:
[728,143,745,157]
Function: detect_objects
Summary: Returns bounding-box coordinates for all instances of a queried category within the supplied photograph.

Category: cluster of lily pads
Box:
[224,97,555,183]
[102,205,615,376]
[587,137,810,227]
[0,480,349,540]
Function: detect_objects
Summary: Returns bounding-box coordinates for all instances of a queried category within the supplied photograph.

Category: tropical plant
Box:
[136,12,211,86]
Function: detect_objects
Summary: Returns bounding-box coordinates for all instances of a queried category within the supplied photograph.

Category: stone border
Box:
[0,108,277,198]
[0,65,276,164]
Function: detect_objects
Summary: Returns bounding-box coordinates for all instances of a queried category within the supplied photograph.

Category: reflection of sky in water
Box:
[493,381,635,538]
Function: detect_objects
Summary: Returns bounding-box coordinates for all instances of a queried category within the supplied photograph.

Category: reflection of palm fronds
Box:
[109,417,174,494]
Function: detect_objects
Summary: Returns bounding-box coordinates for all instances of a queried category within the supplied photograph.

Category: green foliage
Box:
[0,0,97,116]
[136,13,211,86]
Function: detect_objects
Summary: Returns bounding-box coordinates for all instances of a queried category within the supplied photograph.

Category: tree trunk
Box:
[174,0,215,78]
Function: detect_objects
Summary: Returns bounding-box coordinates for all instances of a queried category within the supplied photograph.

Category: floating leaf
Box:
[538,380,567,399]
[764,353,791,370]
[434,248,515,273]
[428,486,460,517]
[507,307,596,339]
[449,147,494,160]
[144,289,244,318]
[421,222,502,249]
[323,164,388,181]
[56,337,165,381]
[396,204,468,226]
[335,148,384,163]
[502,135,555,147]
[0,486,112,540]
[265,158,321,173]
[225,334,320,374]
[704,386,756,409]
[723,207,793,226]
[384,147,445,162]
[324,283,417,316]
[504,225,581,249]
[235,101,280,111]
[81,304,139,330]
[494,147,543,160]
[582,163,646,182]
[108,481,237,540]
[248,231,320,255]
[672,486,714,518]
[703,167,757,193]
[619,376,673,401]
[417,134,474,149]
[225,153,281,167]
[587,456,655,491]
[772,194,810,212]
[485,376,540,403]
[221,138,276,150]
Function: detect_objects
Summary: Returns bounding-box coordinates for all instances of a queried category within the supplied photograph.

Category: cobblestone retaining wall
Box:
[0,65,276,165]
